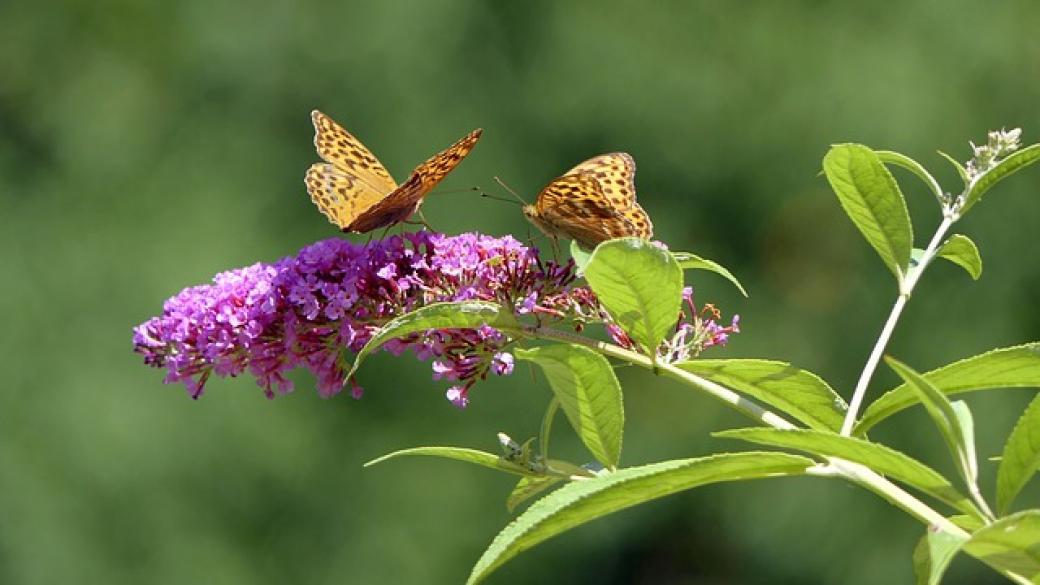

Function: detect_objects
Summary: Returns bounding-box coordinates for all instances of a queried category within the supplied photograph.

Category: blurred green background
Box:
[2,1,1039,583]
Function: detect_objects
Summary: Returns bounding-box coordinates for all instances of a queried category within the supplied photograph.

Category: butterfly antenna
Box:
[474,185,521,206]
[494,176,529,206]
[436,186,486,195]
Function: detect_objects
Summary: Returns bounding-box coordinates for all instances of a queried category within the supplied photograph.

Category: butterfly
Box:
[522,153,653,249]
[305,110,482,233]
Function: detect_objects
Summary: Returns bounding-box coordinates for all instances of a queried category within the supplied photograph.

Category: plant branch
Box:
[840,214,957,435]
[522,326,969,538]
[809,459,968,536]
[523,326,797,430]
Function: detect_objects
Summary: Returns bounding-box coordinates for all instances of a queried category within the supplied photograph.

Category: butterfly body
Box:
[305,110,481,233]
[523,153,653,249]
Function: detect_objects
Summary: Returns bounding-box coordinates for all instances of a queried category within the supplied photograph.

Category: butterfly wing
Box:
[306,111,399,231]
[311,110,397,192]
[565,152,653,239]
[349,128,482,232]
[565,152,638,208]
[529,173,641,249]
[410,128,483,192]
[618,201,654,239]
[305,163,383,230]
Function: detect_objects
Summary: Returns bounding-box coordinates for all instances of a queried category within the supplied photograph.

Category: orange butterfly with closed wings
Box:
[522,153,653,249]
[305,110,482,233]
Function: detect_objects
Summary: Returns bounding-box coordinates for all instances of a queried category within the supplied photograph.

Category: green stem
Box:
[840,214,956,435]
[539,397,560,461]
[525,326,797,430]
[522,326,968,536]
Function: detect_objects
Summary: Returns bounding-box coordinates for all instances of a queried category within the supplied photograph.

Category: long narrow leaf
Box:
[671,251,748,297]
[716,428,980,517]
[996,392,1040,514]
[875,149,943,203]
[364,447,537,477]
[466,452,814,585]
[936,150,969,187]
[963,143,1040,213]
[676,359,847,431]
[347,301,520,379]
[856,343,1040,435]
[885,357,977,489]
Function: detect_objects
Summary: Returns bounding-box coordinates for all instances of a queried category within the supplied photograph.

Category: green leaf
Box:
[823,144,914,281]
[997,392,1040,514]
[964,143,1040,213]
[583,237,683,354]
[951,401,979,485]
[569,240,593,275]
[671,251,748,297]
[347,301,520,379]
[937,150,970,187]
[675,359,847,431]
[506,476,564,513]
[913,528,968,585]
[949,514,985,532]
[364,446,538,477]
[856,343,1040,435]
[885,357,978,488]
[963,510,1040,581]
[516,344,624,470]
[875,150,944,203]
[466,452,814,585]
[715,428,980,517]
[936,234,982,280]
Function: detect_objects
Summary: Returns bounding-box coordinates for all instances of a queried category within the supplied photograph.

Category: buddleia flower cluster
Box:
[133,232,737,406]
[966,127,1022,179]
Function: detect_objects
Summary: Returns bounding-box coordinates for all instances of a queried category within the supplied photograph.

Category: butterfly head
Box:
[521,204,544,229]
[522,204,556,240]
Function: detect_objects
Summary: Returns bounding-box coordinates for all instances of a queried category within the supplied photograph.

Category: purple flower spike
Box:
[134,232,738,404]
[134,232,586,402]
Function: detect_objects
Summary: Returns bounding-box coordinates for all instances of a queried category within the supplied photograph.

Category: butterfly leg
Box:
[416,209,435,232]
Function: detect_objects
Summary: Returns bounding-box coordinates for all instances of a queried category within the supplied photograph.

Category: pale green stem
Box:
[967,479,997,522]
[525,326,797,430]
[839,214,957,435]
[539,397,560,461]
[523,326,968,536]
[810,459,966,536]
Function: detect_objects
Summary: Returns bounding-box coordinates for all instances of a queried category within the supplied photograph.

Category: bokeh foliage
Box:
[2,1,1039,583]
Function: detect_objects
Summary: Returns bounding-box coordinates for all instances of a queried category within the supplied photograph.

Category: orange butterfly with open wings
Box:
[305,110,482,233]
